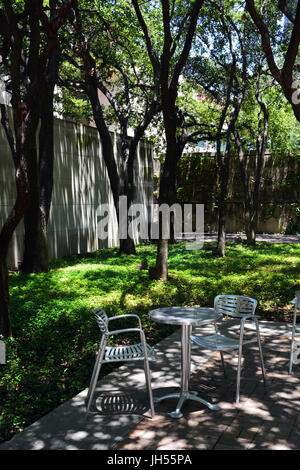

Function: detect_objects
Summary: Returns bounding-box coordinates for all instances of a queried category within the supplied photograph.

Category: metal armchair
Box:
[86,308,155,417]
[191,295,266,404]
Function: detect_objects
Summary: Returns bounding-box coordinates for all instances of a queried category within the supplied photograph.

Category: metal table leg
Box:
[154,325,220,418]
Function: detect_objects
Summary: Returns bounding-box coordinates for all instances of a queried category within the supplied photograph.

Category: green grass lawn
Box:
[0,241,299,442]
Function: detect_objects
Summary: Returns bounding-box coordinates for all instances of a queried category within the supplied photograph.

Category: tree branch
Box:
[131,0,160,74]
[282,2,300,80]
[278,0,296,23]
[245,0,282,84]
[171,0,205,89]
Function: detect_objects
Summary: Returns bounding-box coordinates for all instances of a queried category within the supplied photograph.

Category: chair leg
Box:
[220,351,227,377]
[144,358,155,418]
[236,322,245,404]
[289,343,295,375]
[86,336,107,414]
[236,352,242,404]
[140,331,155,418]
[254,318,266,385]
[289,307,297,375]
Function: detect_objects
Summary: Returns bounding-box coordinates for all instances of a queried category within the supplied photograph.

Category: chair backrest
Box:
[214,295,257,318]
[93,308,109,334]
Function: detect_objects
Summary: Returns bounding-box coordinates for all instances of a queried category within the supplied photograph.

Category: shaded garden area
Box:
[0,241,299,443]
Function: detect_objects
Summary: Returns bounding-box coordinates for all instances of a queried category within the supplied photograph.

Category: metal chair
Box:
[191,294,266,404]
[86,308,155,417]
[289,292,300,375]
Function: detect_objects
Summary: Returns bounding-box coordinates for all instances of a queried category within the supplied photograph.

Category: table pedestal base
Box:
[149,308,223,419]
[154,391,220,419]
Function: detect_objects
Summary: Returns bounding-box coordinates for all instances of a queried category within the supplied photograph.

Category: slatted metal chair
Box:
[86,308,155,417]
[289,292,300,375]
[191,294,266,404]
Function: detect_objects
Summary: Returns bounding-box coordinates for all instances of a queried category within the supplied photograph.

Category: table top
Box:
[149,306,222,326]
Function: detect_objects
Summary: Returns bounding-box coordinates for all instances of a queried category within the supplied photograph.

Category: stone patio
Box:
[114,333,300,450]
[1,321,299,451]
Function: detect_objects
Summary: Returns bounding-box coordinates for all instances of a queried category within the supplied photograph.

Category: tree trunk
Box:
[0,141,30,337]
[217,202,227,257]
[21,117,49,274]
[22,198,49,273]
[234,129,254,246]
[247,219,257,245]
[216,150,231,257]
[155,239,168,279]
[86,69,139,256]
[119,237,136,255]
[250,76,269,245]
[216,85,245,256]
[118,128,136,256]
[38,30,60,259]
[0,0,74,336]
[234,58,269,247]
[21,8,61,274]
[154,142,178,279]
[235,142,259,246]
[85,75,122,243]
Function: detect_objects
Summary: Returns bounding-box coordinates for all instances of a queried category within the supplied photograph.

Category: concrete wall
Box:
[0,115,153,269]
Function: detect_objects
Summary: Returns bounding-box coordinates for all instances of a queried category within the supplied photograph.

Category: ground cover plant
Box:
[0,241,299,442]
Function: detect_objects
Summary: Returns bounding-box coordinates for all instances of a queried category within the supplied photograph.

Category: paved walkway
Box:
[0,320,299,451]
[182,233,300,244]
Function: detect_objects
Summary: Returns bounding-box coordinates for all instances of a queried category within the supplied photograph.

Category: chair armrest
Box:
[232,313,260,321]
[108,314,142,328]
[106,327,144,336]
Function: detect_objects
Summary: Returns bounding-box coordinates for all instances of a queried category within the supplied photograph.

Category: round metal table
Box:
[149,306,222,418]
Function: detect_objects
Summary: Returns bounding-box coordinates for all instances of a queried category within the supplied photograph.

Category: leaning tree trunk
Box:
[118,99,161,255]
[87,79,142,255]
[0,140,30,337]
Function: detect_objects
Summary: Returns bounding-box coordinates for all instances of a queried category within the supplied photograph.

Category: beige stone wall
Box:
[0,115,153,269]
